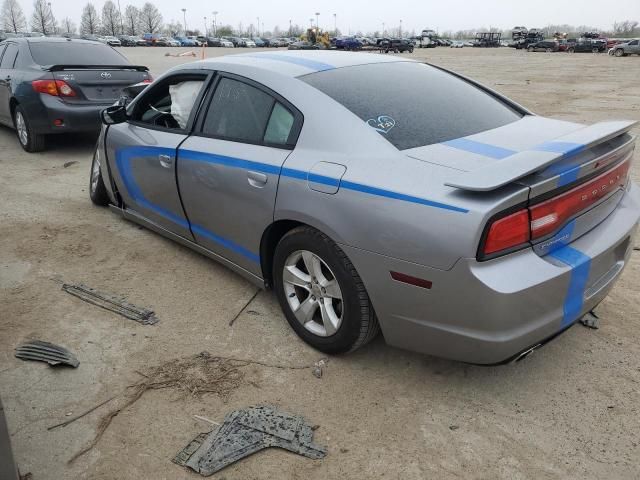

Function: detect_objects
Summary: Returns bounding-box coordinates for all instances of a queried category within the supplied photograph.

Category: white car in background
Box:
[451,41,464,48]
[242,38,256,47]
[220,38,234,47]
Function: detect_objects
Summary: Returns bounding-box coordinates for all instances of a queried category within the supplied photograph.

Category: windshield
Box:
[29,42,129,66]
[301,62,523,150]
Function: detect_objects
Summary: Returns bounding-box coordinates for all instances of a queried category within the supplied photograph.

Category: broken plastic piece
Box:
[62,283,158,325]
[173,406,327,476]
[580,311,600,329]
[15,340,79,368]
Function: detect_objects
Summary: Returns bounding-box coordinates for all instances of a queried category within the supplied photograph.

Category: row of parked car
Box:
[526,37,640,55]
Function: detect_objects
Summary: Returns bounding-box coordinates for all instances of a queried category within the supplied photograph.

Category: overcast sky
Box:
[18,0,640,33]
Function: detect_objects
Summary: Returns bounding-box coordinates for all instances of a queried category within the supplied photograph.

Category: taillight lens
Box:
[481,158,631,259]
[529,159,631,238]
[483,209,530,255]
[32,80,76,97]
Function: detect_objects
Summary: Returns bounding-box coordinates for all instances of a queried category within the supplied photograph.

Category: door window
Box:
[0,44,18,69]
[629,40,638,46]
[131,74,206,130]
[202,77,296,147]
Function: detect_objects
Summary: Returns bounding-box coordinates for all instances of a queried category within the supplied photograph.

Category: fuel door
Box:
[308,161,347,194]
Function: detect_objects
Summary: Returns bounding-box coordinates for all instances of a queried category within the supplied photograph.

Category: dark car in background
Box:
[527,40,559,52]
[288,41,319,50]
[567,38,607,52]
[378,38,414,53]
[0,37,150,152]
[118,35,138,46]
[335,36,363,50]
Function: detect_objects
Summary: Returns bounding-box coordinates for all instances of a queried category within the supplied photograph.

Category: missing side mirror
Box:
[101,105,128,125]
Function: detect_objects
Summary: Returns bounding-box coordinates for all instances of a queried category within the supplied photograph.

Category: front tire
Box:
[14,105,45,153]
[89,152,110,206]
[614,48,624,57]
[273,226,379,354]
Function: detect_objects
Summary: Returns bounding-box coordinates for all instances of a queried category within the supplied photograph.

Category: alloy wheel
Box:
[282,250,343,337]
[15,112,28,146]
[91,157,101,193]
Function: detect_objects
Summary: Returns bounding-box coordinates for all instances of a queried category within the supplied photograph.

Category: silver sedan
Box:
[91,51,639,363]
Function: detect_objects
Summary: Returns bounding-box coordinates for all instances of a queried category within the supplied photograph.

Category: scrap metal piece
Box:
[15,340,79,368]
[62,283,158,325]
[580,311,600,329]
[174,406,327,476]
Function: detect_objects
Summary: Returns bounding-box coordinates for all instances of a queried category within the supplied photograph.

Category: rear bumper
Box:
[25,94,109,134]
[342,183,640,364]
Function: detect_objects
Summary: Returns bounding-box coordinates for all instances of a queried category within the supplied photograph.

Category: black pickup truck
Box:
[378,38,414,53]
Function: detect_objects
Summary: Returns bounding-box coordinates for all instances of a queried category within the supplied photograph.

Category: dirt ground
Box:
[1,46,639,480]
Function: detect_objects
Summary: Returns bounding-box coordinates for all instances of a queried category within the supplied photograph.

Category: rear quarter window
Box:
[300,62,523,150]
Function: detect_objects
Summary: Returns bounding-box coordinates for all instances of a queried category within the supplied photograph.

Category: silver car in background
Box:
[90,51,639,363]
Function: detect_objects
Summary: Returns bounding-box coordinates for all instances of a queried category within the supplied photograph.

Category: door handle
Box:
[158,154,173,168]
[247,170,268,188]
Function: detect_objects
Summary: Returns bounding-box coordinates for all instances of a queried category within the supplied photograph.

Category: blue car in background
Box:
[174,36,197,46]
[335,36,363,50]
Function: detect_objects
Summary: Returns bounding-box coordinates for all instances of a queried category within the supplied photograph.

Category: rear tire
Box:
[89,152,110,206]
[14,105,45,153]
[568,47,575,53]
[273,226,379,354]
[527,46,534,52]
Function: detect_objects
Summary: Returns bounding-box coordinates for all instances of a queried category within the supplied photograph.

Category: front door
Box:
[106,72,210,239]
[177,74,302,275]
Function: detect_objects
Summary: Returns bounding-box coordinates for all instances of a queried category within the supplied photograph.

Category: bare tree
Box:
[31,0,56,35]
[1,0,27,33]
[80,2,100,35]
[139,2,162,34]
[124,5,139,36]
[61,17,76,34]
[101,0,120,36]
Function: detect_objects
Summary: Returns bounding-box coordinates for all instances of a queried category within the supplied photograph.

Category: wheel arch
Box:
[9,97,19,124]
[259,217,347,289]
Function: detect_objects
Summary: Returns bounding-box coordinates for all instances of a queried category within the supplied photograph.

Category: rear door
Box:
[0,42,18,124]
[106,71,211,239]
[177,73,302,274]
[628,40,640,54]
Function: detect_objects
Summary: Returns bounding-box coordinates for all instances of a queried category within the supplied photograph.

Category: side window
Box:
[0,44,18,69]
[264,103,294,146]
[202,77,274,144]
[131,74,206,130]
[629,40,638,46]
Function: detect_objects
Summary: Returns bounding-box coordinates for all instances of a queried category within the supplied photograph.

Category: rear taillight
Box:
[481,158,631,259]
[32,79,76,97]
[142,74,153,83]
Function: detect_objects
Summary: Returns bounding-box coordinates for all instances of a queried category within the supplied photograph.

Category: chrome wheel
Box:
[91,157,101,193]
[282,250,343,337]
[15,111,28,146]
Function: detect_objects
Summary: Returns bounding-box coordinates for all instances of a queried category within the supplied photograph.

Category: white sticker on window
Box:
[367,115,396,134]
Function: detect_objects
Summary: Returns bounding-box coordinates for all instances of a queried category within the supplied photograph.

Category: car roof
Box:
[193,50,413,78]
[1,36,104,45]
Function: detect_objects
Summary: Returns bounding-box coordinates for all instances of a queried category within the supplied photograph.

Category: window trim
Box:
[193,71,304,150]
[126,70,213,135]
[0,42,18,69]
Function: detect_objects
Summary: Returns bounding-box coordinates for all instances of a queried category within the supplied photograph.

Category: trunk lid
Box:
[406,115,637,258]
[50,66,149,104]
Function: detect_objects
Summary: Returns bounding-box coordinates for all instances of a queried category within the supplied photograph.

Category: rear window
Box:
[301,62,523,150]
[29,42,129,66]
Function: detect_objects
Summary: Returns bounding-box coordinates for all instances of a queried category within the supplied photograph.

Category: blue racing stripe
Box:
[180,149,281,175]
[340,180,469,212]
[240,53,335,72]
[543,161,581,187]
[548,243,591,328]
[442,138,517,160]
[191,224,261,263]
[534,141,586,157]
[116,147,261,263]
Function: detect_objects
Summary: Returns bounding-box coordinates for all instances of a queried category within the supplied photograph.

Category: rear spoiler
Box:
[445,120,637,191]
[44,64,149,72]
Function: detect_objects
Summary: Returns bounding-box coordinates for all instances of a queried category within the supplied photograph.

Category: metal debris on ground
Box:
[580,311,600,329]
[15,340,79,368]
[62,283,158,325]
[312,358,328,378]
[173,405,327,476]
[63,161,77,168]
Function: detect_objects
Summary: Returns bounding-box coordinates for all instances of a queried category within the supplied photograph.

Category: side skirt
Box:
[109,205,266,289]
